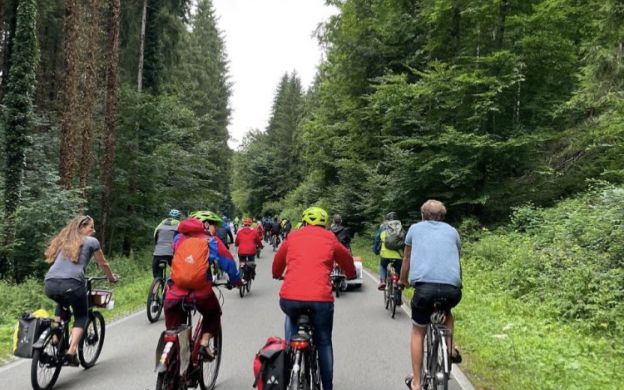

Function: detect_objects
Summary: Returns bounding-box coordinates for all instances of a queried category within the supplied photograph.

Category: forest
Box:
[1,1,623,388]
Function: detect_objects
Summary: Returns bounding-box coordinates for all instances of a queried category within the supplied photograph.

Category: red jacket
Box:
[255,225,264,240]
[235,226,263,255]
[272,225,356,302]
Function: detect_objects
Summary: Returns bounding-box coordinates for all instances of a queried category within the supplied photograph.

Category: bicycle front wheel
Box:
[199,328,222,390]
[31,333,62,390]
[79,311,105,368]
[147,277,165,323]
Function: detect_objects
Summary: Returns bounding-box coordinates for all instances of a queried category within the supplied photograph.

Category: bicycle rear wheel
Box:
[239,283,246,298]
[155,352,180,390]
[199,328,222,390]
[31,333,62,390]
[433,334,449,390]
[147,277,165,323]
[79,311,105,368]
[391,286,401,318]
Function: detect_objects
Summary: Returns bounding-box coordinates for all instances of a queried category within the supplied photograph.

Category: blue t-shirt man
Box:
[404,220,462,287]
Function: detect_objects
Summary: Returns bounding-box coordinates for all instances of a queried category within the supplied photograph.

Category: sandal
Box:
[404,375,420,390]
[65,353,80,367]
[198,345,215,362]
[451,347,462,364]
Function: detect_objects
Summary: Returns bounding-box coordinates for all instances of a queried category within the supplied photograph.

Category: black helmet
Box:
[332,214,342,225]
[385,211,398,221]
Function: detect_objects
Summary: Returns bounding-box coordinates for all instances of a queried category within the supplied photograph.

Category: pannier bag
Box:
[13,309,50,358]
[253,336,288,390]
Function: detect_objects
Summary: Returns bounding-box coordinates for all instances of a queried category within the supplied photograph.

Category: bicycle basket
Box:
[90,289,113,307]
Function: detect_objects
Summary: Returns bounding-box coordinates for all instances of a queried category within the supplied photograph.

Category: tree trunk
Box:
[99,0,121,251]
[496,0,508,50]
[137,0,147,92]
[1,0,39,279]
[78,0,102,197]
[59,0,80,189]
[0,0,18,100]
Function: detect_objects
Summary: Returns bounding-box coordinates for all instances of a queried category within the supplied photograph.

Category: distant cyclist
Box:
[270,217,282,246]
[373,211,404,290]
[165,214,242,360]
[283,219,292,239]
[44,215,119,366]
[400,200,462,390]
[330,214,351,251]
[152,209,181,279]
[216,216,234,247]
[233,216,240,233]
[235,217,263,266]
[272,207,356,390]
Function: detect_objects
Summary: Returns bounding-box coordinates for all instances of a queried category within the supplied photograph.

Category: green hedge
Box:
[0,251,153,364]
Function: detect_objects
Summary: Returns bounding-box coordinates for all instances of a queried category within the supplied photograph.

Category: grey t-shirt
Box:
[45,236,101,282]
[405,221,461,288]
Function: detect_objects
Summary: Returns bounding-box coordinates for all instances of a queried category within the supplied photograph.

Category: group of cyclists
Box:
[41,199,463,390]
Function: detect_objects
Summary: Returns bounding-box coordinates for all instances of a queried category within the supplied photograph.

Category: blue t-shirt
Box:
[405,221,461,288]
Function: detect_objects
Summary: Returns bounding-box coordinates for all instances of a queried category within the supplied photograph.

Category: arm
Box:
[399,245,411,287]
[227,229,234,244]
[94,250,118,282]
[234,233,240,247]
[272,239,288,278]
[212,238,241,284]
[334,241,356,279]
[372,228,381,255]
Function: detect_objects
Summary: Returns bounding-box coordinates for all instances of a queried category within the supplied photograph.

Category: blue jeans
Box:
[280,299,334,390]
[379,258,403,281]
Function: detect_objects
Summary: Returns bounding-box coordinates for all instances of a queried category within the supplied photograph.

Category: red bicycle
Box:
[154,280,229,390]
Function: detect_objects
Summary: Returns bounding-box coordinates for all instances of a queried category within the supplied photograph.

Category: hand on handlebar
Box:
[109,273,120,283]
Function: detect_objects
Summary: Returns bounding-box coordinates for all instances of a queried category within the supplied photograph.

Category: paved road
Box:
[0,245,466,390]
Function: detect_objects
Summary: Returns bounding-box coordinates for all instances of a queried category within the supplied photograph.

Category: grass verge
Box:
[0,251,152,365]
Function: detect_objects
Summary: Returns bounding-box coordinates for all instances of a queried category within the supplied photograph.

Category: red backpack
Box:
[253,336,288,390]
[171,237,210,289]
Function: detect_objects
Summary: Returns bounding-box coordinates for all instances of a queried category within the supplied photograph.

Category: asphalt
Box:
[0,244,471,390]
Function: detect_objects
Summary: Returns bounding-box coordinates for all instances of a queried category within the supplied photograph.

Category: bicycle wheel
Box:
[31,333,62,390]
[334,281,340,298]
[239,282,246,298]
[385,278,393,310]
[246,277,252,293]
[422,326,437,390]
[434,333,449,390]
[391,287,401,318]
[147,277,165,323]
[199,328,222,390]
[79,311,105,368]
[155,351,180,390]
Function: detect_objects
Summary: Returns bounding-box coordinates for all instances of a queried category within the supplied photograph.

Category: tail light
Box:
[290,339,309,349]
[163,334,177,343]
[391,274,399,283]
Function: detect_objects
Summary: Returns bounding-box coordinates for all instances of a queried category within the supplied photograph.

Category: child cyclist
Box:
[235,217,263,277]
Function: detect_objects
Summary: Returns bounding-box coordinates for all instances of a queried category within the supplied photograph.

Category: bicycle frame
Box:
[287,314,321,390]
[422,309,452,390]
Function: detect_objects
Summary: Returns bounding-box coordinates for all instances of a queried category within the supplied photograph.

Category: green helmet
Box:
[190,210,223,226]
[301,207,329,227]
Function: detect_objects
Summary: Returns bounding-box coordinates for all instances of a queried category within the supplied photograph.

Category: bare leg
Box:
[200,332,212,347]
[410,325,426,390]
[67,327,84,355]
[443,311,456,357]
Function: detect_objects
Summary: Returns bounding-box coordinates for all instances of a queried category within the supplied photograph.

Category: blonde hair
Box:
[421,200,447,221]
[45,216,93,264]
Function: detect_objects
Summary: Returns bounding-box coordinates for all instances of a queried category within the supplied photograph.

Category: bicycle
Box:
[31,276,112,390]
[154,279,230,390]
[238,261,256,298]
[146,258,168,323]
[330,264,347,298]
[420,300,452,390]
[383,263,403,318]
[287,313,321,390]
[271,233,281,252]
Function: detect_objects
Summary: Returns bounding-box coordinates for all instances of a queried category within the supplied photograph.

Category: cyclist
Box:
[152,209,181,279]
[330,214,351,251]
[373,211,404,290]
[235,216,263,267]
[165,215,242,360]
[283,218,292,239]
[43,215,119,366]
[233,216,240,233]
[399,200,462,390]
[270,217,282,247]
[216,216,234,247]
[272,207,356,390]
[262,217,272,242]
[255,219,265,244]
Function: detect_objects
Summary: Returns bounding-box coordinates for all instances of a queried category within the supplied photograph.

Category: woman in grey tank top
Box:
[43,215,119,365]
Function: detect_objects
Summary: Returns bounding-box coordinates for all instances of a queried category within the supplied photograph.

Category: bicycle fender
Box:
[155,341,174,373]
[32,328,50,350]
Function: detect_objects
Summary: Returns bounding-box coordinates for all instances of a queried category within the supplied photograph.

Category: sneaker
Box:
[65,353,80,367]
[451,347,462,364]
[198,345,215,362]
[377,282,386,291]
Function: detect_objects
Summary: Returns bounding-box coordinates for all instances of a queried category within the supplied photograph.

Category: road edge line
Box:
[361,267,475,390]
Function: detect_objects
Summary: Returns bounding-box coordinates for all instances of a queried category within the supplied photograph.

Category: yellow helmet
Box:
[301,207,328,226]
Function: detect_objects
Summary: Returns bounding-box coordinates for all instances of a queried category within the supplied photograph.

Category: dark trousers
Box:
[152,255,172,279]
[280,299,335,390]
[44,278,88,328]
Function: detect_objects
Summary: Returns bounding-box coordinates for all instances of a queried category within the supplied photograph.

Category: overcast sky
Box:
[211,0,337,148]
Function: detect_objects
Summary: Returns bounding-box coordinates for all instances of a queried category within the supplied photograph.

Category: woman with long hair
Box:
[44,215,119,366]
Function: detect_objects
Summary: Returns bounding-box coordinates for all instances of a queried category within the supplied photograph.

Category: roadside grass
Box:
[351,235,624,390]
[0,251,153,364]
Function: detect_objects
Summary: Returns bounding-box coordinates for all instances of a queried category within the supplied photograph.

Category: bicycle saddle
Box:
[296,314,311,327]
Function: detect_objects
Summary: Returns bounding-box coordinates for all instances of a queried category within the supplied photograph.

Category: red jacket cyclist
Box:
[272,207,355,390]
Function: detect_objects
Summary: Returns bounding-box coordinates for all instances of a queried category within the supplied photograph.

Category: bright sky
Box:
[211,0,338,149]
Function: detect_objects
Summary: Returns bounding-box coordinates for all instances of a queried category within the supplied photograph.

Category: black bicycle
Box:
[421,300,452,390]
[383,263,403,318]
[147,258,168,323]
[239,262,256,298]
[287,313,321,390]
[31,276,111,390]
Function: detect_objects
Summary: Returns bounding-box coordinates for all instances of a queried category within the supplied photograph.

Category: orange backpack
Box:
[171,237,211,289]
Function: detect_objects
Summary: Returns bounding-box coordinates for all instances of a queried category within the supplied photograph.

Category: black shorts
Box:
[239,254,255,263]
[410,282,462,326]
